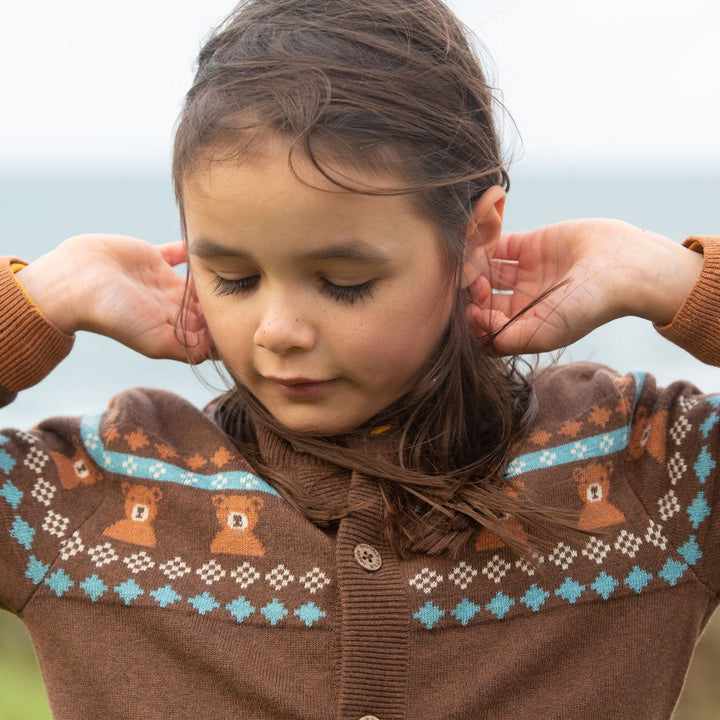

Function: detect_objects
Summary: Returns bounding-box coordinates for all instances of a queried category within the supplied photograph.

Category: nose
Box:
[253,293,316,354]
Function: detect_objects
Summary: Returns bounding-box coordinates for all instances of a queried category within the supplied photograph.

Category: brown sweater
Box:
[2,239,720,720]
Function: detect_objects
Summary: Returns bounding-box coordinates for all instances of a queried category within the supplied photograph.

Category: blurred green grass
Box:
[0,608,718,719]
[0,614,51,720]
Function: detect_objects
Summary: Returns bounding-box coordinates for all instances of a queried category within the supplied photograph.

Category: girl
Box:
[1,1,717,718]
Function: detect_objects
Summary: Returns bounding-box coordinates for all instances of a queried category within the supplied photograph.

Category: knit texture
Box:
[2,241,720,719]
[656,236,720,363]
[0,258,74,393]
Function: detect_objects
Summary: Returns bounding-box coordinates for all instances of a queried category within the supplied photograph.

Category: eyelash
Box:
[213,276,259,297]
[319,278,374,305]
[212,275,375,305]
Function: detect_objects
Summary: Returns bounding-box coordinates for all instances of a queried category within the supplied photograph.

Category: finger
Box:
[465,302,513,336]
[158,241,188,267]
[495,231,538,260]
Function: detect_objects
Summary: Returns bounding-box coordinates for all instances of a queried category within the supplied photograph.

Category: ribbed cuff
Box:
[656,236,720,366]
[0,256,75,392]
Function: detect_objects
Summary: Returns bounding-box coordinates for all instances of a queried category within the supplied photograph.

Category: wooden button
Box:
[353,543,382,571]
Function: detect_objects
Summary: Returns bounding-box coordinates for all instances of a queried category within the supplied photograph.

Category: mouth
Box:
[264,376,337,398]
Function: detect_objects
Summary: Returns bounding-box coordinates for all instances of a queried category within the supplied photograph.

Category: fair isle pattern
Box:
[505,426,630,478]
[505,370,646,477]
[1,431,327,629]
[80,414,280,496]
[1,372,717,633]
[410,383,718,630]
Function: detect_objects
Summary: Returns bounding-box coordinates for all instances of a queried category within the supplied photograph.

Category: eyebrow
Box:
[188,238,391,263]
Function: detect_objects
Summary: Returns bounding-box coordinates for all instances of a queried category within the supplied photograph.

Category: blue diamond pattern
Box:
[687,492,711,529]
[295,602,326,627]
[694,447,715,484]
[188,592,220,615]
[555,578,585,604]
[624,566,652,594]
[520,584,550,612]
[1,481,23,509]
[227,597,255,623]
[45,569,74,597]
[25,556,49,585]
[451,598,481,626]
[0,449,16,475]
[151,585,182,608]
[591,572,618,600]
[80,575,109,602]
[658,558,687,587]
[413,601,444,629]
[114,579,144,605]
[700,411,719,438]
[261,599,289,626]
[486,591,515,619]
[678,535,702,566]
[10,516,35,550]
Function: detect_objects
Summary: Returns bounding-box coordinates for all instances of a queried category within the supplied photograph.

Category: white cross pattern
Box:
[300,567,331,594]
[482,554,512,583]
[31,478,56,507]
[42,509,69,538]
[231,562,261,589]
[409,568,444,594]
[266,564,295,591]
[160,556,191,580]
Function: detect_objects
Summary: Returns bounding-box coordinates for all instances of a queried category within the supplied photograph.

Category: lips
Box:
[264,376,337,398]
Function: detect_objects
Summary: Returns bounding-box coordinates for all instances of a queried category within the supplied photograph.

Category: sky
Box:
[2,0,719,172]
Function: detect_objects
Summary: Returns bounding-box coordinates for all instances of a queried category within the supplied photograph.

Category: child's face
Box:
[185,141,455,435]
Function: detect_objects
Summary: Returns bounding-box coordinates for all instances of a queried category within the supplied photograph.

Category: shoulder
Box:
[30,387,246,485]
[529,361,642,434]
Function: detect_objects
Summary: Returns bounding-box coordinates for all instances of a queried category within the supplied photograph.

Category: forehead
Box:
[182,146,443,257]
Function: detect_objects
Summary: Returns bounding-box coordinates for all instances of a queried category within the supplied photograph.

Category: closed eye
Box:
[320,278,375,304]
[212,274,375,304]
[213,275,259,296]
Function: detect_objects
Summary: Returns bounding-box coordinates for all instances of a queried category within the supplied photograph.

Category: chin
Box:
[273,411,365,437]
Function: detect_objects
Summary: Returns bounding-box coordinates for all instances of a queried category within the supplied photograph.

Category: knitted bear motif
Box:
[573,461,626,530]
[103,482,163,547]
[210,494,266,556]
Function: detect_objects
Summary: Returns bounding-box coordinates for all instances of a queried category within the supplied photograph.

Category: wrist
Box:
[622,231,704,326]
[15,251,84,334]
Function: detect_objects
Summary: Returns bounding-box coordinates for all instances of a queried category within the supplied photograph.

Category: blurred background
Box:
[1,1,719,718]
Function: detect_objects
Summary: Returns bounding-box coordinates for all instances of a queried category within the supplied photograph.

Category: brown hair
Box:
[173,0,572,557]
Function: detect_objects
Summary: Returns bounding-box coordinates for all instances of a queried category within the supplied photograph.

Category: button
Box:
[353,543,382,571]
[359,716,380,720]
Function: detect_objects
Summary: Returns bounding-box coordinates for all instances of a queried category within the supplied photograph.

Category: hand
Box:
[16,235,211,363]
[466,219,704,355]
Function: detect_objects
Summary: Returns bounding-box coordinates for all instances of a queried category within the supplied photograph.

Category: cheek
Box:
[346,291,452,374]
[199,306,255,371]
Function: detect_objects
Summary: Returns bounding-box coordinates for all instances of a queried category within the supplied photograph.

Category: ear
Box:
[461,185,506,288]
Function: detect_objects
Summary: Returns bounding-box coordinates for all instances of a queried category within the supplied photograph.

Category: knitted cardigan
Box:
[1,239,720,720]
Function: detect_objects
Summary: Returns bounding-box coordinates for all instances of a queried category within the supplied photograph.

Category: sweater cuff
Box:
[656,236,720,366]
[0,256,75,392]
